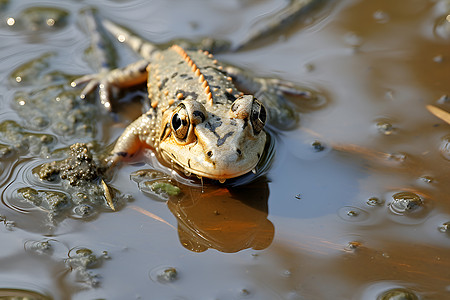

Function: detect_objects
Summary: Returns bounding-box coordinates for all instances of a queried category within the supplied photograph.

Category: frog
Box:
[72,1,321,182]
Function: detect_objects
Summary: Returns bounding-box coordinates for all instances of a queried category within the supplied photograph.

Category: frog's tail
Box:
[102,20,160,61]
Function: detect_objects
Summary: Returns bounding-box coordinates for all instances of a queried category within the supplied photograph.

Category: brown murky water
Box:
[0,0,449,299]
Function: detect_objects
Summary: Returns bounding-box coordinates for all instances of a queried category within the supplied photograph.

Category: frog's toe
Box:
[78,78,100,99]
[72,74,113,110]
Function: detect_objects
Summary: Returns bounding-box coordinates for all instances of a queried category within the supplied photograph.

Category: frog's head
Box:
[158,95,267,181]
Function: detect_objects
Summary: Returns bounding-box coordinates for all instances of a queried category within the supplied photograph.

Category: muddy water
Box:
[0,0,449,299]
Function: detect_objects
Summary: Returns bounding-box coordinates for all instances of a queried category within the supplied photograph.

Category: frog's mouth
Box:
[159,149,258,181]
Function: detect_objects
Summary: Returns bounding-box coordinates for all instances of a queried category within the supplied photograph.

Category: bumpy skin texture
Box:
[74,24,268,181]
[112,46,267,180]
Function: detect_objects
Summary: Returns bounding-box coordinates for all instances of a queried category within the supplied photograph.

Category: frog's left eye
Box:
[250,99,266,135]
[171,105,190,140]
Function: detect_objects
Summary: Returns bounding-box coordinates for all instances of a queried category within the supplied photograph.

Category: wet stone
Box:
[389,192,423,214]
[377,288,419,300]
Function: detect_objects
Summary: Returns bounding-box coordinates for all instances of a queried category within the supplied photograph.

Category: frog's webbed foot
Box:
[252,78,304,130]
[71,60,149,111]
[254,77,327,129]
[255,77,312,98]
[225,66,316,129]
[72,70,114,110]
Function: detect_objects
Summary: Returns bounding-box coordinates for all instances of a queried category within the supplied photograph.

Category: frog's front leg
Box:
[106,112,155,167]
[72,59,149,110]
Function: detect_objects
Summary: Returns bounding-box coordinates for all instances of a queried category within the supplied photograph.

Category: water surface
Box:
[0,0,449,299]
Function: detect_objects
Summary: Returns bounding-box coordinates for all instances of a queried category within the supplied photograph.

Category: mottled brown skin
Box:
[73,22,267,181]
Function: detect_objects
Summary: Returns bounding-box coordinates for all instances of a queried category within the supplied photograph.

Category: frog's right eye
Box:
[171,105,190,141]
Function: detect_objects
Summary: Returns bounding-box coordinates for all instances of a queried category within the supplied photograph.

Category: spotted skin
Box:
[74,22,267,181]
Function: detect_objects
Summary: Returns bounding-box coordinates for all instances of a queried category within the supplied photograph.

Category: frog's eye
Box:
[250,99,266,135]
[171,105,190,140]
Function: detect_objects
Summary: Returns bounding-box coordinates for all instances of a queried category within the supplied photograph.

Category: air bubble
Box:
[433,55,444,63]
[418,175,433,184]
[376,120,395,135]
[373,10,389,23]
[438,221,450,233]
[72,204,95,218]
[338,206,369,222]
[344,32,363,47]
[389,192,423,215]
[367,197,384,206]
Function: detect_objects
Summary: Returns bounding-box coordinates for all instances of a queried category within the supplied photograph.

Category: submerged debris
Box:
[0,120,55,157]
[149,266,179,284]
[65,248,109,287]
[38,143,104,186]
[14,143,129,223]
[130,169,182,201]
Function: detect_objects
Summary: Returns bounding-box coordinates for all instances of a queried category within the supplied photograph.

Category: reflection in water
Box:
[0,288,52,300]
[167,178,274,253]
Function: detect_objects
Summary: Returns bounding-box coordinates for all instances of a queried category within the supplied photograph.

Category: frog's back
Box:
[148,46,241,110]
